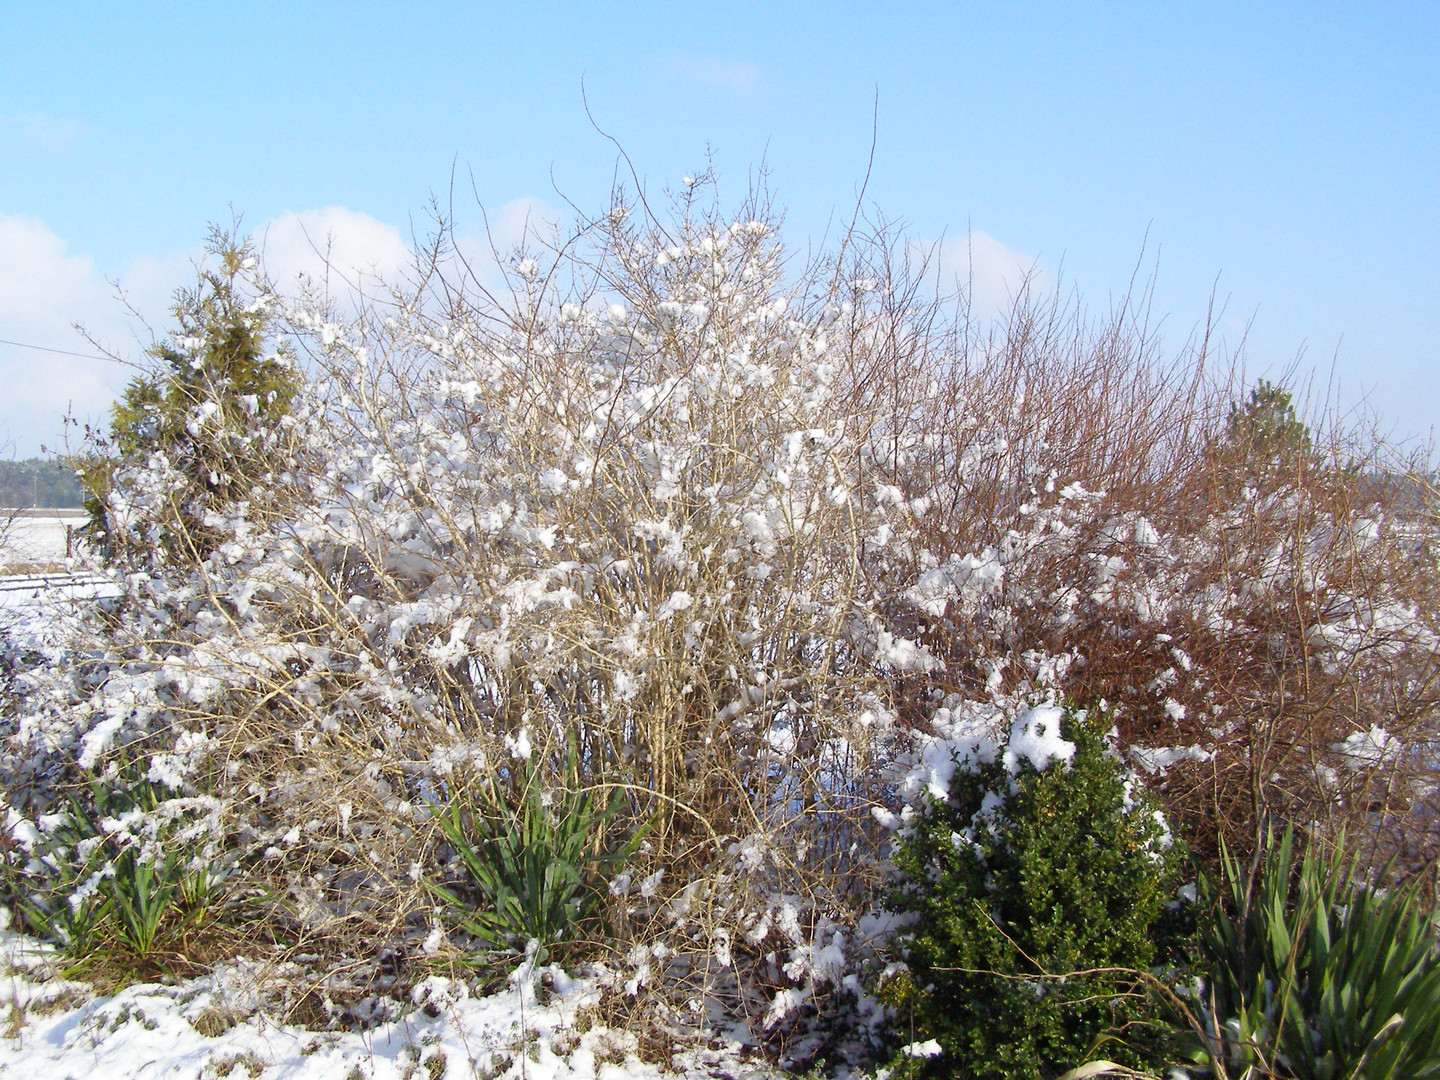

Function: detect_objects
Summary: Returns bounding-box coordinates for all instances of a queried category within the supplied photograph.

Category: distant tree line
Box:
[0,458,86,508]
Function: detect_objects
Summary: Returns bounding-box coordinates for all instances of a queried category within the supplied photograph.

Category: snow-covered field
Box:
[0,509,87,572]
[0,570,120,652]
[0,510,114,645]
[1,931,771,1080]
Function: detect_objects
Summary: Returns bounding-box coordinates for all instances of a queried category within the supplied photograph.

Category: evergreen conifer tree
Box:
[80,228,298,566]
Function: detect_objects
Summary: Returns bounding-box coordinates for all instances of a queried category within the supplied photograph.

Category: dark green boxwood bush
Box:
[881,703,1184,1079]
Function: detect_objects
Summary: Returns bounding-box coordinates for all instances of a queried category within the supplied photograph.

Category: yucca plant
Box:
[1191,823,1440,1080]
[106,841,216,956]
[12,771,219,965]
[11,789,110,956]
[427,736,645,958]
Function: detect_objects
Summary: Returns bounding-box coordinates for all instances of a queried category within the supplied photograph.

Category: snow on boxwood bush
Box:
[878,702,1184,1079]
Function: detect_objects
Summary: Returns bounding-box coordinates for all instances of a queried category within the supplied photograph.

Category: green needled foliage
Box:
[78,226,298,568]
[426,737,647,960]
[1191,824,1440,1080]
[1227,380,1314,466]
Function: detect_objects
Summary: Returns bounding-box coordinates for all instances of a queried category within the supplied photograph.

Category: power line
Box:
[0,337,113,361]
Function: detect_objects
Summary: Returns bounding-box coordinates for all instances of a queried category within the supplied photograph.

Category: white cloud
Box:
[446,196,563,295]
[662,55,762,94]
[912,231,1047,319]
[0,205,421,458]
[0,212,147,456]
[0,201,561,457]
[257,207,414,307]
[115,250,196,328]
[488,195,561,252]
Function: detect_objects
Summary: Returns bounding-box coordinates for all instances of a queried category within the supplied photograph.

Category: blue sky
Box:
[2,2,1437,456]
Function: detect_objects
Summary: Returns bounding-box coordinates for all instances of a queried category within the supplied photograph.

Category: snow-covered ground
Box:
[0,932,778,1080]
[0,511,115,647]
[0,569,120,652]
[0,509,87,572]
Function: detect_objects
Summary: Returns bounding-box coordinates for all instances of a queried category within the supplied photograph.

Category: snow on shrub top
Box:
[1002,705,1075,774]
[887,701,1080,816]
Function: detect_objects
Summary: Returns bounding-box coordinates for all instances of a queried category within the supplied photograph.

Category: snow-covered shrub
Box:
[2,169,1436,1052]
[879,703,1183,1078]
[880,286,1440,865]
[3,183,924,1025]
[78,227,300,568]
